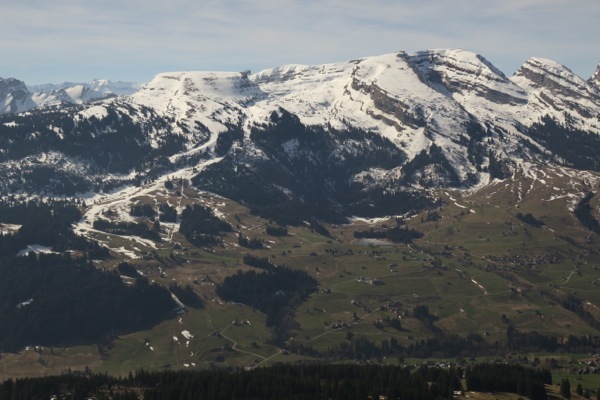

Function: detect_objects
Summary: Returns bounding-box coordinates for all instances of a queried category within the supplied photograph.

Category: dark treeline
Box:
[158,203,177,222]
[0,198,108,259]
[179,204,232,247]
[291,327,600,361]
[291,332,490,361]
[266,224,288,236]
[130,203,156,218]
[116,261,139,277]
[168,283,204,309]
[238,233,266,249]
[515,212,545,228]
[412,305,440,333]
[214,124,244,156]
[309,218,330,236]
[217,256,318,344]
[574,192,600,234]
[562,294,600,331]
[465,364,551,400]
[0,253,176,352]
[0,364,465,400]
[537,288,600,333]
[353,226,424,243]
[242,253,276,271]
[527,115,600,172]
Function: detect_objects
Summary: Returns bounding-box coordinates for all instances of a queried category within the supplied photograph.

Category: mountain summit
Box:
[1,50,600,219]
[0,79,140,115]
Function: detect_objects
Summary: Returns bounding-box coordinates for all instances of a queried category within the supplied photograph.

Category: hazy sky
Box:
[1,0,598,84]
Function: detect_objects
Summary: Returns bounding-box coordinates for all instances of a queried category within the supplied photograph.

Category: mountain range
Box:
[0,78,140,114]
[1,49,599,221]
[3,49,600,377]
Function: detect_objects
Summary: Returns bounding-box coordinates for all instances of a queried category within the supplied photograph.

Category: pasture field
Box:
[2,167,600,392]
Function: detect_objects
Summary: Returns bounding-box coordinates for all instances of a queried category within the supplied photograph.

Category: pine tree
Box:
[561,378,571,399]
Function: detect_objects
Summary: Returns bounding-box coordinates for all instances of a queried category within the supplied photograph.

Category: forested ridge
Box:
[0,253,176,352]
[0,364,553,400]
[0,200,176,352]
[0,199,107,257]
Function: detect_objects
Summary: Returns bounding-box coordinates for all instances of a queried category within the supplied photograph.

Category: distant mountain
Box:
[590,64,600,89]
[0,78,140,115]
[0,77,35,114]
[28,79,142,103]
[1,50,600,220]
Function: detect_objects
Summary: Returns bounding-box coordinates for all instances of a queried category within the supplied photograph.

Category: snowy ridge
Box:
[0,78,141,115]
[408,49,527,105]
[2,49,600,202]
[510,58,600,132]
[131,71,262,136]
[241,50,599,183]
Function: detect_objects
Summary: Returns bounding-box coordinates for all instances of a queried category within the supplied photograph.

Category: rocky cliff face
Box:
[589,64,600,91]
[0,78,35,114]
[511,58,600,128]
[407,49,528,106]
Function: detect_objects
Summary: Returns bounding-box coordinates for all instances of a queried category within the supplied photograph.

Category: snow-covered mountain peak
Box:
[0,77,28,94]
[412,48,505,76]
[29,79,140,97]
[137,71,261,104]
[0,78,141,115]
[130,70,264,136]
[3,48,600,212]
[510,57,600,132]
[0,77,35,114]
[511,57,595,98]
[248,53,441,135]
[407,49,527,106]
[590,64,600,89]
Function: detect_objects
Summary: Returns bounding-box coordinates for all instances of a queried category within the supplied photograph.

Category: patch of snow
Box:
[78,105,109,120]
[18,244,56,257]
[16,298,33,309]
[0,223,21,234]
[470,279,488,295]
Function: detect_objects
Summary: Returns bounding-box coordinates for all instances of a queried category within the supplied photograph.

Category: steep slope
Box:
[0,102,184,195]
[590,64,600,90]
[511,58,600,131]
[129,71,263,157]
[250,53,472,170]
[509,58,600,170]
[0,77,36,114]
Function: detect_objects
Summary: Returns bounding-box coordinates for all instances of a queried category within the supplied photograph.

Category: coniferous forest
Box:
[0,200,176,352]
[0,364,551,400]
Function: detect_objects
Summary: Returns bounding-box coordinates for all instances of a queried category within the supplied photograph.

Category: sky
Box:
[1,0,598,85]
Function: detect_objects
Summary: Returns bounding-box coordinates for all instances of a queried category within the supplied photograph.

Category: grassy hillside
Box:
[2,163,600,392]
